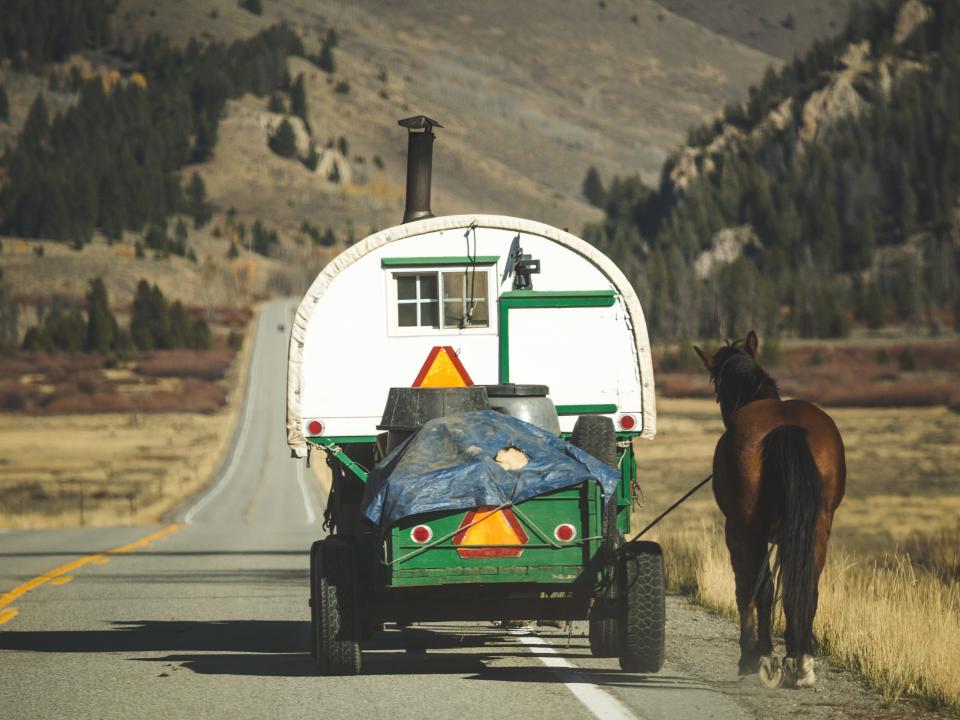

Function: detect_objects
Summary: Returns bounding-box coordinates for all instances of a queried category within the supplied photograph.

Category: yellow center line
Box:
[0,523,181,622]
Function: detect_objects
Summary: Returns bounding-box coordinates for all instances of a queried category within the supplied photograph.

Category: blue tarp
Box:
[361,410,620,528]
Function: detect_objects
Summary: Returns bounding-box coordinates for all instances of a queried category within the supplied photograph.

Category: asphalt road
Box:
[0,300,876,720]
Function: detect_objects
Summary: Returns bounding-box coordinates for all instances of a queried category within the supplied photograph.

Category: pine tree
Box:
[290,73,309,131]
[174,218,189,255]
[168,301,191,348]
[84,277,117,354]
[186,174,211,229]
[20,94,49,150]
[269,118,298,158]
[268,92,285,113]
[317,38,335,73]
[0,269,18,355]
[582,166,606,208]
[189,318,211,350]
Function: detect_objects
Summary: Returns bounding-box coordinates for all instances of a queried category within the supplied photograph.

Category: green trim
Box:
[307,435,378,444]
[500,289,616,299]
[498,290,618,383]
[555,403,618,416]
[382,256,499,267]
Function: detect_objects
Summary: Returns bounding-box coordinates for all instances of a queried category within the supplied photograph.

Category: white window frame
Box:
[385,264,498,337]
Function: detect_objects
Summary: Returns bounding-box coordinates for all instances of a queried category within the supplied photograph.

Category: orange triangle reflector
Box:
[412,346,473,388]
[453,507,528,558]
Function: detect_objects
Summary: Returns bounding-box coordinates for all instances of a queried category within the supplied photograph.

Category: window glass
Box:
[442,270,489,328]
[420,300,439,327]
[397,275,417,301]
[395,273,439,328]
[397,303,418,327]
[419,274,438,300]
[470,297,489,325]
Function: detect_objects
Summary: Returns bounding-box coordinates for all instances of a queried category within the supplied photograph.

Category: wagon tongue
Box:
[398,115,442,223]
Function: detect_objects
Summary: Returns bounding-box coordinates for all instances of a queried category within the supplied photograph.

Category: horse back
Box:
[712,398,846,527]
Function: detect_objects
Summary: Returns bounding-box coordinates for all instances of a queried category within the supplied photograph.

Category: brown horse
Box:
[694,331,845,689]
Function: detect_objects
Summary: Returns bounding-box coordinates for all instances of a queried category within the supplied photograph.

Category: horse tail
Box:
[762,425,821,655]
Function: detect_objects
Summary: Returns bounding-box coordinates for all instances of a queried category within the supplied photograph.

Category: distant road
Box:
[0,300,879,720]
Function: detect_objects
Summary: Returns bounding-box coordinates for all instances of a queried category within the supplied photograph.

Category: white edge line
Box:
[516,634,638,720]
[183,316,261,525]
[295,460,317,525]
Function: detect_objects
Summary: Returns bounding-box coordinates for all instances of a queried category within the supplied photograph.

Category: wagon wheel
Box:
[619,540,665,673]
[571,415,621,658]
[310,536,362,675]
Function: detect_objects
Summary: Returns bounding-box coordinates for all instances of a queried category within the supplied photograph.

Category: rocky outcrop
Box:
[665,3,933,197]
[694,225,760,279]
[255,113,312,158]
[312,149,354,184]
[894,0,933,45]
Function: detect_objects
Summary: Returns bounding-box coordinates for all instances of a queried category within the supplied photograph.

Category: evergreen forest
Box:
[584,0,960,340]
[0,11,303,245]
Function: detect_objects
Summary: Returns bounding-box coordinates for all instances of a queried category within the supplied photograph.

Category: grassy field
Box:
[0,313,256,529]
[634,397,960,554]
[638,397,960,711]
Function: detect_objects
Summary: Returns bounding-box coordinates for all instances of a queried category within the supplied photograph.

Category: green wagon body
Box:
[309,433,636,613]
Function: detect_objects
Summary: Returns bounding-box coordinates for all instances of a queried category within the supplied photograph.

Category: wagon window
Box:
[442,270,489,328]
[386,260,497,335]
[396,273,439,328]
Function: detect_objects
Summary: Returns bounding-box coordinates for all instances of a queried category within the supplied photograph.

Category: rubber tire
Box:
[571,415,621,658]
[619,540,666,673]
[310,537,362,676]
[570,415,617,466]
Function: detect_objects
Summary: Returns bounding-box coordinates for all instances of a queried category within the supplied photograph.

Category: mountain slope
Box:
[587,0,960,341]
[112,0,780,232]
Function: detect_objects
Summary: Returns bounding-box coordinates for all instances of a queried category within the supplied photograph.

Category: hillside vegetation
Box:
[587,0,960,341]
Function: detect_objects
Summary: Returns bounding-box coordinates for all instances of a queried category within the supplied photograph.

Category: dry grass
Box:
[0,314,257,529]
[638,396,960,711]
[0,349,236,415]
[659,526,960,711]
[903,522,960,582]
[634,398,960,554]
[655,338,960,407]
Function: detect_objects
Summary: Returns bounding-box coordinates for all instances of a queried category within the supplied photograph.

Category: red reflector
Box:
[410,525,433,544]
[307,420,323,436]
[554,523,576,542]
[618,414,637,431]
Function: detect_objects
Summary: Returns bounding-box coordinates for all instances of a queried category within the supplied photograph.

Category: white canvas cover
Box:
[286,214,656,457]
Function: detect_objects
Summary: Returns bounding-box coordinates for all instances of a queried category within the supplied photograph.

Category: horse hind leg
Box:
[755,549,785,688]
[725,525,766,676]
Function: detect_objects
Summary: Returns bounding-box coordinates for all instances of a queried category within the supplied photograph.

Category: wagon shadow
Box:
[0,619,689,684]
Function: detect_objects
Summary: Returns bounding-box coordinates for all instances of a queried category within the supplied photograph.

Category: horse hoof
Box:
[738,655,760,677]
[793,654,817,689]
[759,655,785,689]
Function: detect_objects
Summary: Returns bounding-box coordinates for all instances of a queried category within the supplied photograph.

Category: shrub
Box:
[899,347,917,371]
[239,0,262,15]
[658,341,704,372]
[759,337,784,367]
[269,118,298,158]
[268,92,285,113]
[334,80,350,94]
[0,389,26,411]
